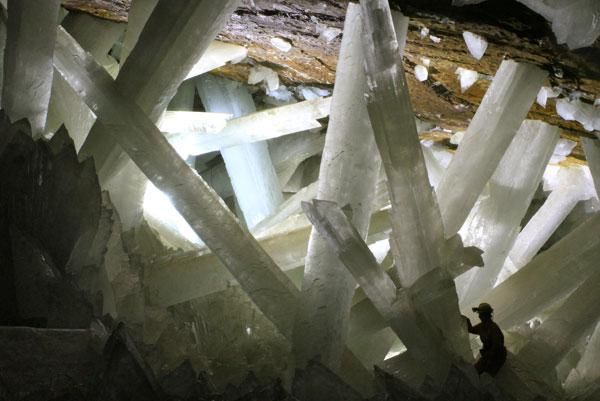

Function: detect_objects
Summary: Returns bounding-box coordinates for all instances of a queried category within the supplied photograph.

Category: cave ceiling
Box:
[61,0,600,162]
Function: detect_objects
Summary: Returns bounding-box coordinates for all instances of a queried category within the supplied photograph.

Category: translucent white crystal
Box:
[549,138,577,164]
[185,41,248,79]
[316,24,342,43]
[497,166,595,285]
[536,86,561,108]
[437,60,547,236]
[3,0,60,135]
[462,31,488,60]
[429,34,442,43]
[556,98,600,132]
[143,182,201,245]
[421,57,431,67]
[270,37,292,52]
[455,67,479,92]
[517,0,600,50]
[595,98,600,107]
[158,111,231,135]
[248,65,280,91]
[420,26,430,38]
[293,3,383,369]
[264,85,295,105]
[298,85,331,100]
[450,130,465,145]
[414,64,429,81]
[196,75,283,229]
[456,120,559,308]
[484,211,600,329]
[54,25,302,341]
[516,266,600,378]
[361,0,473,365]
[165,97,330,156]
[564,321,600,394]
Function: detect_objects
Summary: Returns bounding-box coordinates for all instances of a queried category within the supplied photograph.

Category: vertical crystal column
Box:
[360,0,471,361]
[582,137,600,198]
[457,121,559,306]
[2,0,60,135]
[196,75,283,229]
[291,3,383,369]
[436,60,547,236]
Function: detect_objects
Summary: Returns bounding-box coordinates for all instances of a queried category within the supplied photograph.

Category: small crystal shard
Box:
[270,37,292,52]
[248,65,280,91]
[455,67,479,92]
[536,86,561,108]
[415,65,429,81]
[462,31,488,60]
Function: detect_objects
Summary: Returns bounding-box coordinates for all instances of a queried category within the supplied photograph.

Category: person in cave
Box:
[463,302,507,376]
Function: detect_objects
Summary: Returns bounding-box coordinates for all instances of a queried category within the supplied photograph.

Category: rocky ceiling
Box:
[61,0,600,162]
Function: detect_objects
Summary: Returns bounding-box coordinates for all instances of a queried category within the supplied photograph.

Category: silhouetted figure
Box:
[463,302,507,376]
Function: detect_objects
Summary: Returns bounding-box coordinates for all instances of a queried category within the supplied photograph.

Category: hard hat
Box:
[472,302,493,314]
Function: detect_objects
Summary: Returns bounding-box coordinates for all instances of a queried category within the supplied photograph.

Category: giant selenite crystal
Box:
[564,321,600,395]
[2,0,60,135]
[302,200,451,382]
[516,266,600,380]
[292,3,382,369]
[457,120,559,307]
[53,29,374,395]
[53,26,299,340]
[360,0,472,362]
[436,60,547,236]
[481,211,600,329]
[196,75,283,229]
[497,166,594,284]
[79,0,241,182]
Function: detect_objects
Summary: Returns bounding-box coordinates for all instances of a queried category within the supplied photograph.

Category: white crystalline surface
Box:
[248,65,280,91]
[270,37,292,52]
[316,24,342,43]
[462,31,488,60]
[420,27,430,38]
[415,65,429,82]
[456,121,559,308]
[185,41,248,79]
[517,0,600,49]
[298,85,331,100]
[450,131,465,145]
[556,98,600,131]
[549,138,577,164]
[536,86,561,108]
[455,67,479,93]
[429,35,442,43]
[438,60,546,236]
